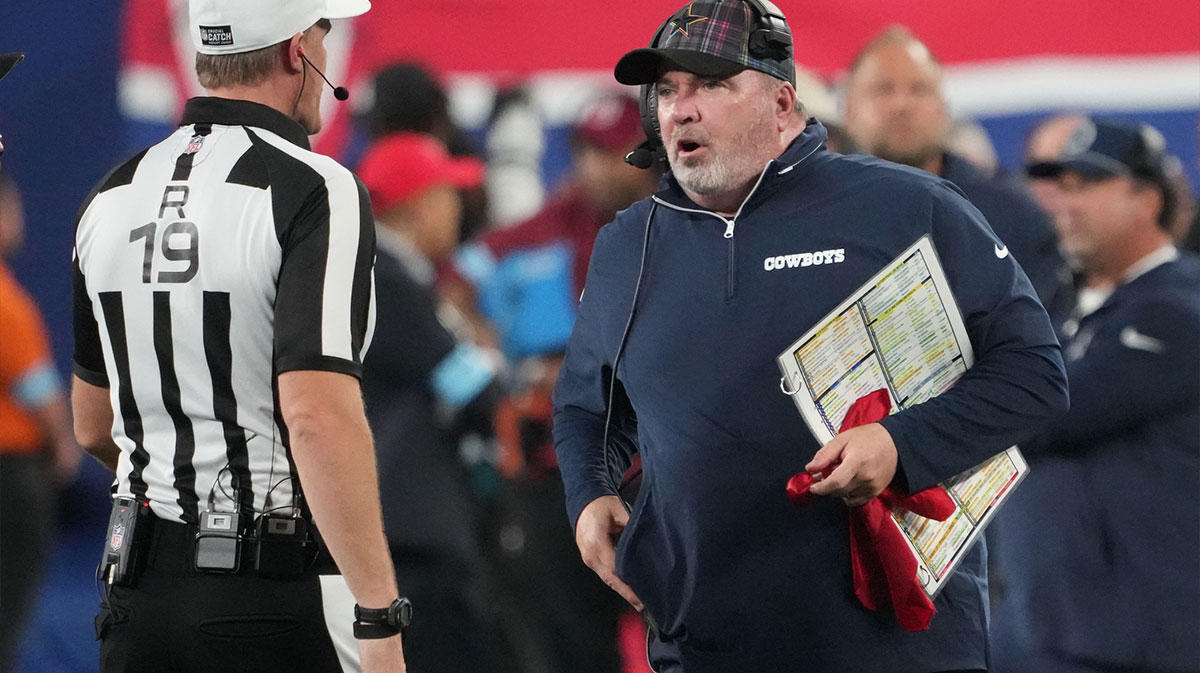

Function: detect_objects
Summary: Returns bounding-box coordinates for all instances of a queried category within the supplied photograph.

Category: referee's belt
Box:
[142,516,339,577]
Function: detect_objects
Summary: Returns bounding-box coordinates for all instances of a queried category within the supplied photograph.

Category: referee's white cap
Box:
[190,0,371,55]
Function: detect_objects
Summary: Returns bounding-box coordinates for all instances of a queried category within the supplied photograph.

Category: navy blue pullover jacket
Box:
[994,251,1199,670]
[553,121,1068,672]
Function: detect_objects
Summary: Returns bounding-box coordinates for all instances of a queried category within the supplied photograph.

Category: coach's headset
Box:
[624,0,793,169]
[601,1,794,512]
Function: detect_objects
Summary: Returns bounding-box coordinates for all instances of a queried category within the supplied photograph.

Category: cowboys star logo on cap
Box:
[669,4,710,37]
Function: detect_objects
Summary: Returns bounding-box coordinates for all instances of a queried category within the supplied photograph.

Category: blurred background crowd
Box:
[0,0,1196,671]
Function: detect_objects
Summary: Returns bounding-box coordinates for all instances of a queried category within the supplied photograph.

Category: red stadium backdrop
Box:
[118,0,1199,166]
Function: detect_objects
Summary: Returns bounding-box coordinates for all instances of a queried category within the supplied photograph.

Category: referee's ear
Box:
[284,32,305,75]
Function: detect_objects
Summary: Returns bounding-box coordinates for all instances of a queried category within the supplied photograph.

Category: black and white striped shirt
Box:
[73,97,376,524]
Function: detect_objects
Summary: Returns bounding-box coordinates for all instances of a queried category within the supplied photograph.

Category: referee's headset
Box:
[602,2,794,509]
[624,0,793,169]
[296,46,350,101]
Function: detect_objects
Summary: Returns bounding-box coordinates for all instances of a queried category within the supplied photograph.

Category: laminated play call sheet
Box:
[776,236,1027,599]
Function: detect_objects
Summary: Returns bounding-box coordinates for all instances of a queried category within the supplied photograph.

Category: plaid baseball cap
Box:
[189,0,370,55]
[615,0,795,86]
[1027,118,1168,181]
[0,53,23,83]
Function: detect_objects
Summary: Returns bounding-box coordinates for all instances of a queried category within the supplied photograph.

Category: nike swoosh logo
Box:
[994,244,1010,259]
[1120,326,1165,354]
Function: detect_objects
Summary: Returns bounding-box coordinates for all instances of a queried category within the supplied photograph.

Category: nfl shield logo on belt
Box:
[111,523,125,550]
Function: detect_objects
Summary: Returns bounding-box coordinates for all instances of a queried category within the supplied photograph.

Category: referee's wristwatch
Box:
[353,598,412,639]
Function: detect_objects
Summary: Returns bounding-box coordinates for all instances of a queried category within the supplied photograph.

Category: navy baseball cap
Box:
[615,0,795,86]
[1027,118,1167,181]
[0,53,24,83]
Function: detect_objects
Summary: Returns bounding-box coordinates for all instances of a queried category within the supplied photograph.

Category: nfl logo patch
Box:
[111,523,125,550]
[186,135,205,154]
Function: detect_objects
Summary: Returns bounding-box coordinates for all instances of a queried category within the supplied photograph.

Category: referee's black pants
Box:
[97,518,356,673]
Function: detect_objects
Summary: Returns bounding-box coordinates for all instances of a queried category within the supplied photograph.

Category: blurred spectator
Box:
[1,133,83,673]
[444,93,657,673]
[793,65,856,154]
[357,133,509,673]
[1183,118,1200,253]
[1023,113,1090,318]
[485,87,548,227]
[1024,113,1086,222]
[793,65,837,124]
[945,119,998,177]
[365,62,490,242]
[449,93,657,363]
[842,25,1066,307]
[1164,154,1198,250]
[366,64,453,141]
[992,119,1199,673]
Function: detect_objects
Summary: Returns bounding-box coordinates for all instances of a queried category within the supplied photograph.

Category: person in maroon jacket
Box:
[446,94,658,339]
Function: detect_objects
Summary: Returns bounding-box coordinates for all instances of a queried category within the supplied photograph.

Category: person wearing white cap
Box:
[71,2,408,672]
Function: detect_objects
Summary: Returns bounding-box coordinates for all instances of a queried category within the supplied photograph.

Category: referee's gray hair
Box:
[196,43,279,89]
[195,22,324,90]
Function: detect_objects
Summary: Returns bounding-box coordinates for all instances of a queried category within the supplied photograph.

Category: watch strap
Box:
[352,597,412,640]
[353,620,400,639]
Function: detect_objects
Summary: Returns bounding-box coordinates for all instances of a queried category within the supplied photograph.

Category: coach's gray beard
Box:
[671,150,737,195]
[668,114,777,197]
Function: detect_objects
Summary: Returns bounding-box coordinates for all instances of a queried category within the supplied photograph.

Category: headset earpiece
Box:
[744,0,792,62]
[625,17,673,168]
[640,83,661,145]
[624,83,665,169]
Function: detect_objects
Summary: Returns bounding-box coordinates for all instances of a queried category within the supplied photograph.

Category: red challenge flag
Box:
[786,389,957,631]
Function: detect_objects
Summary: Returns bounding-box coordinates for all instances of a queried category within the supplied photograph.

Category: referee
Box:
[71,1,407,671]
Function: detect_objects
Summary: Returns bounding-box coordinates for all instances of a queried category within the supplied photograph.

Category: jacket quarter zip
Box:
[653,162,774,302]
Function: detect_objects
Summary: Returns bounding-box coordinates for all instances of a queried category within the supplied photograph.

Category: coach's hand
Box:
[806,423,899,507]
[576,495,643,611]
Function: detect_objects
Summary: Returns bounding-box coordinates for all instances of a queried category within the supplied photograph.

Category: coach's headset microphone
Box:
[297,46,349,101]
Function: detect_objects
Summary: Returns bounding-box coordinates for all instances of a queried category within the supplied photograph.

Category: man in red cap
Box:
[359,132,486,266]
[357,133,511,673]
